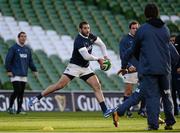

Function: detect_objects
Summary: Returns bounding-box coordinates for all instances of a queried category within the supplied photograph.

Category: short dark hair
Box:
[170,34,176,38]
[129,21,139,29]
[18,32,26,38]
[144,3,159,19]
[79,21,89,29]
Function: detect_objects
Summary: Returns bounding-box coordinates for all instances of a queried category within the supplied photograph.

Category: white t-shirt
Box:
[10,76,27,82]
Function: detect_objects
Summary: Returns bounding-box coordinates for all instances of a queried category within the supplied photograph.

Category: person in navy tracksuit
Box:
[5,32,37,114]
[118,21,146,118]
[111,4,176,130]
[113,42,180,128]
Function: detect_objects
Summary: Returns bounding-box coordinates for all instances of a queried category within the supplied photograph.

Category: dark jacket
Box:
[122,18,171,75]
[174,34,180,54]
[169,43,180,69]
[119,34,139,69]
[5,43,37,76]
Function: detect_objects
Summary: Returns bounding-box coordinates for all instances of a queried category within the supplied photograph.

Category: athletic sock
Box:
[99,101,107,113]
[37,93,43,100]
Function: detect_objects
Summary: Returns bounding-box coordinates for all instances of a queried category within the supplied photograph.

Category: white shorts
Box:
[63,63,94,77]
[122,72,138,84]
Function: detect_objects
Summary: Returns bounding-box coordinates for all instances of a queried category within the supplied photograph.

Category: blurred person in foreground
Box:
[171,34,180,115]
[108,3,176,130]
[118,21,146,118]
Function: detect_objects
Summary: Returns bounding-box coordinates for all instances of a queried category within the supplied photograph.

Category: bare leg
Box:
[85,75,104,103]
[41,75,71,96]
[85,74,113,117]
[124,83,133,97]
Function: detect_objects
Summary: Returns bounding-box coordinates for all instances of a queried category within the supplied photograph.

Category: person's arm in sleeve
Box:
[121,32,141,69]
[94,37,108,58]
[78,47,104,69]
[169,43,180,67]
[79,47,104,69]
[79,47,99,61]
[122,47,139,69]
[5,47,14,76]
[119,38,131,68]
[120,40,132,69]
[120,40,133,67]
[169,43,180,74]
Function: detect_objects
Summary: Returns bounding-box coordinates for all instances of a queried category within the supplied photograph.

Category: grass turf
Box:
[0,112,179,132]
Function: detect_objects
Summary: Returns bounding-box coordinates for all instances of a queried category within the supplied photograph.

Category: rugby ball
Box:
[101,59,111,71]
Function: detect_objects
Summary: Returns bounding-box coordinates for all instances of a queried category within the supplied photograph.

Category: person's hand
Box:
[104,56,109,60]
[117,69,128,76]
[177,68,180,74]
[128,66,136,72]
[7,72,13,77]
[33,72,38,77]
[97,58,104,69]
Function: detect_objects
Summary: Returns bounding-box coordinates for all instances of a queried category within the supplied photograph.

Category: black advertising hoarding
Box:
[0,91,136,112]
[73,92,124,112]
[0,92,73,112]
[1,91,176,112]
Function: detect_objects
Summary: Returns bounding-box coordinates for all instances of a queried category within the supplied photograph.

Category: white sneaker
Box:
[17,111,27,115]
[28,97,39,107]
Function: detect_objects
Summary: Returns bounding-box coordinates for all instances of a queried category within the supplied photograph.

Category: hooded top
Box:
[122,18,171,75]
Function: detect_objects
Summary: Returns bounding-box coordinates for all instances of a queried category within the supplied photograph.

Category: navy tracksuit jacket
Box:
[5,43,37,76]
[119,34,139,68]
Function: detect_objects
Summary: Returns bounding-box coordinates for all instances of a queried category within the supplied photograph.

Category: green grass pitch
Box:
[0,112,179,132]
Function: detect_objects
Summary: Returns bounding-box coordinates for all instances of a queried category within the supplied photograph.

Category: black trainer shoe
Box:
[147,125,158,131]
[126,111,132,118]
[7,108,15,114]
[16,111,27,115]
[164,125,173,130]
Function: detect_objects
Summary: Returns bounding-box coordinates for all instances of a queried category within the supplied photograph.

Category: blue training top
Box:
[5,43,37,76]
[119,34,139,69]
[70,33,97,67]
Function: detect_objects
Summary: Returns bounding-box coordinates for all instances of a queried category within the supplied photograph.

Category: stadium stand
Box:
[0,0,179,91]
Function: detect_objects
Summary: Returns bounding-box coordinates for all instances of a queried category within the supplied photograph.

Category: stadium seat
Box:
[0,42,8,62]
[9,0,26,21]
[28,71,42,90]
[110,74,125,91]
[95,70,117,91]
[0,0,13,16]
[0,65,12,90]
[49,55,66,74]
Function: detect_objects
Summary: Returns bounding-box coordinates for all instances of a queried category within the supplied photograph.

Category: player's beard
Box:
[81,31,89,37]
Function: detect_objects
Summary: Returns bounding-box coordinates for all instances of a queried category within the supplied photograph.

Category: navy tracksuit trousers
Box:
[117,74,176,129]
[172,72,180,115]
